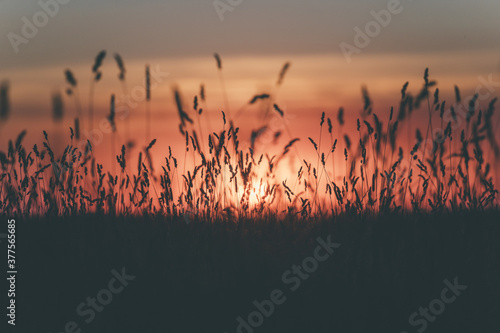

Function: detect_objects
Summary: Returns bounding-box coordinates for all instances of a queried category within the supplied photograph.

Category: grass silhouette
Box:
[0,54,499,332]
[0,61,498,218]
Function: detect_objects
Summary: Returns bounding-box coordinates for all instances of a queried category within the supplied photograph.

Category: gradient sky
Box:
[1,0,500,166]
[1,0,500,68]
[1,0,500,105]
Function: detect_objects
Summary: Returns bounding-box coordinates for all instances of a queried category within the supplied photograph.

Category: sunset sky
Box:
[1,0,500,162]
[1,0,500,65]
[3,4,500,332]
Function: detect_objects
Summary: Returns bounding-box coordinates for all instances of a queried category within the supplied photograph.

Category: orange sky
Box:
[1,0,500,188]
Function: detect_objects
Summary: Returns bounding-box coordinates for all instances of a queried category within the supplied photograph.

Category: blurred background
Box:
[0,0,499,173]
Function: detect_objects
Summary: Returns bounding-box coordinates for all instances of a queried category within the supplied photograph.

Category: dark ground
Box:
[2,211,500,333]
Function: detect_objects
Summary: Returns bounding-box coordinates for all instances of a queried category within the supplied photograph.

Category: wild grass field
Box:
[1,52,499,332]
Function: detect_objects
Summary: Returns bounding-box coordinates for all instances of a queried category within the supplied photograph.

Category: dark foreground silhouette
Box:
[3,211,499,333]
